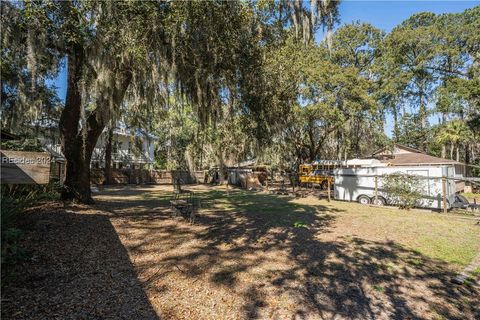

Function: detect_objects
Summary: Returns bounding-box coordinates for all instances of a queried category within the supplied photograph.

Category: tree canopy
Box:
[1,1,479,202]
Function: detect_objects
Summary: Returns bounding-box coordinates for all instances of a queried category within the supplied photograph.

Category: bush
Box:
[1,189,36,281]
[1,186,39,228]
[1,183,60,276]
[1,183,60,225]
[382,173,427,210]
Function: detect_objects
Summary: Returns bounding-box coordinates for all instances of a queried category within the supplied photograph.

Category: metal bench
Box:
[170,191,198,223]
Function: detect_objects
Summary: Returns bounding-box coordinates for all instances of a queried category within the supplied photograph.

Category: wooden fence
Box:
[91,169,207,185]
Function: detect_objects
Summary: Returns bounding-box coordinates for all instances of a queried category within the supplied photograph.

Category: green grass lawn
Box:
[461,192,480,202]
[328,202,480,267]
[217,190,480,268]
[142,186,480,269]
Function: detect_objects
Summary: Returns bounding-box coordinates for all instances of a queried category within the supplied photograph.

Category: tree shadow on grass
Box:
[1,203,159,320]
[92,186,479,319]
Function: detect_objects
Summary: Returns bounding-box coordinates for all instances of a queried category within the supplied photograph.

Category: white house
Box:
[91,126,156,169]
[35,119,156,170]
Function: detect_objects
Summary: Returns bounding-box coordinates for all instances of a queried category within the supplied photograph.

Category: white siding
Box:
[334,165,456,209]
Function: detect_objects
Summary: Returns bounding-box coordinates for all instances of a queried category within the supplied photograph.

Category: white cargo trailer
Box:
[333,165,457,210]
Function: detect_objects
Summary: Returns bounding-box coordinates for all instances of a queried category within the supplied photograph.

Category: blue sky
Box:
[50,0,480,136]
[337,1,478,33]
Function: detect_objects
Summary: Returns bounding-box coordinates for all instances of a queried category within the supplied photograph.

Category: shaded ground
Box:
[1,202,158,320]
[2,184,480,319]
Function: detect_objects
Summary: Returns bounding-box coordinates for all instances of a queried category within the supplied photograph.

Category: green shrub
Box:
[382,173,427,209]
[1,185,39,228]
[1,183,60,222]
[1,183,60,281]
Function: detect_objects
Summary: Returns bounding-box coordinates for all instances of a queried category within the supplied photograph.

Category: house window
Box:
[127,141,131,154]
[113,141,121,154]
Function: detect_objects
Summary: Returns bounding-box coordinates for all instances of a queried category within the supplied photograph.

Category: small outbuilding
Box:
[372,144,466,191]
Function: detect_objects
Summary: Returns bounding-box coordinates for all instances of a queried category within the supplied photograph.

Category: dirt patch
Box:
[2,185,479,319]
[1,202,157,320]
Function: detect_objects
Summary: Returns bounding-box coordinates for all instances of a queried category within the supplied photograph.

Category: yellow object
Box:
[298,163,333,188]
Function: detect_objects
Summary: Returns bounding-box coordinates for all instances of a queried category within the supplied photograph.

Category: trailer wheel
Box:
[357,195,370,205]
[372,196,386,206]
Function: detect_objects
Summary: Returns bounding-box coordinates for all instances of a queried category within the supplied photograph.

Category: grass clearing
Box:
[310,199,480,268]
[186,188,480,268]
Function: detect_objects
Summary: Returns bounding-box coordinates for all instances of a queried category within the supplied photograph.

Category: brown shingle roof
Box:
[381,153,463,166]
[372,144,422,156]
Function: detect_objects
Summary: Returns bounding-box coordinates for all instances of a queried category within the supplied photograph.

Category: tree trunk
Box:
[59,43,93,203]
[465,144,470,164]
[59,44,132,202]
[353,118,361,157]
[418,91,427,151]
[441,113,447,159]
[217,146,225,184]
[307,121,316,162]
[185,146,196,182]
[326,11,334,53]
[392,106,399,142]
[456,145,460,162]
[61,120,105,203]
[336,130,341,161]
[104,126,114,184]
